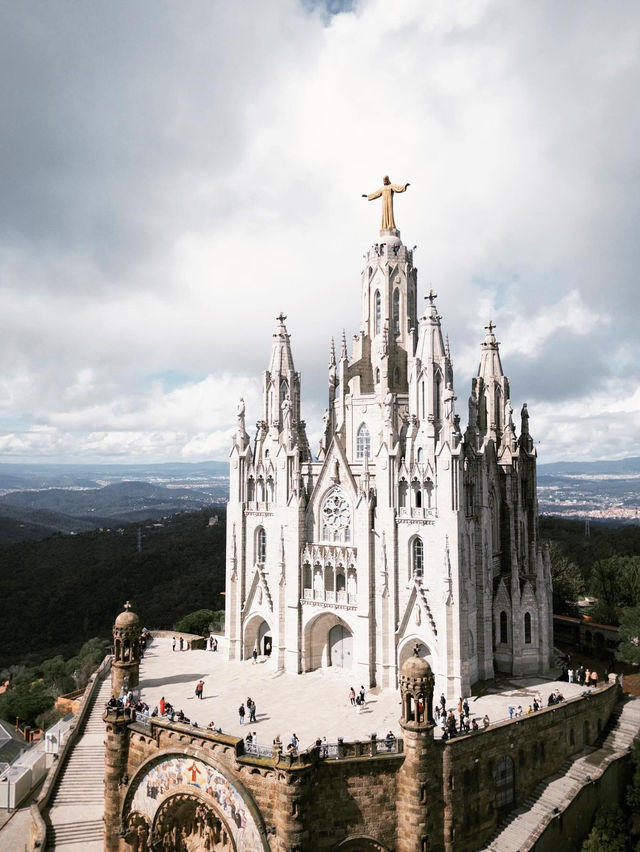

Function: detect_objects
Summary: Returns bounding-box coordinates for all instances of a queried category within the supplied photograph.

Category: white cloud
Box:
[0,0,639,462]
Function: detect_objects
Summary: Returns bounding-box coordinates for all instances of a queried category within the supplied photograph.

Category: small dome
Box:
[115,601,139,628]
[401,646,431,679]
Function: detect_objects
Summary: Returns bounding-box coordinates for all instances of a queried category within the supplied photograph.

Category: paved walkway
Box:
[137,637,588,748]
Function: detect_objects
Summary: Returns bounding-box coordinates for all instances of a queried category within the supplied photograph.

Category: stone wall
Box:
[442,683,620,851]
[106,683,621,852]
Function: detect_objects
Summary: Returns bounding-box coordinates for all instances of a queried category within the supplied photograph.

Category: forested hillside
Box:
[0,508,226,668]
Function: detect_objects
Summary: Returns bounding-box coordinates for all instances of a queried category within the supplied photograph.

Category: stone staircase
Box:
[45,676,112,850]
[483,696,640,851]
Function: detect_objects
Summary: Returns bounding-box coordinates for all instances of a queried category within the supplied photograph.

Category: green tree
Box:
[549,543,584,614]
[617,605,640,666]
[589,558,621,624]
[581,804,627,852]
[174,609,215,636]
[0,680,54,727]
[627,736,640,811]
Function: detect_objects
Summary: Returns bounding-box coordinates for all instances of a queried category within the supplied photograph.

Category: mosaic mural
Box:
[128,755,264,851]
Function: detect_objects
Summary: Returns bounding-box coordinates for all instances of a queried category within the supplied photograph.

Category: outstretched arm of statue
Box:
[364,188,382,201]
[390,183,409,193]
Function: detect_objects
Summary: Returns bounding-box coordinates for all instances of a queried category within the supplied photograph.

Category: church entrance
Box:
[243,616,272,660]
[329,624,353,668]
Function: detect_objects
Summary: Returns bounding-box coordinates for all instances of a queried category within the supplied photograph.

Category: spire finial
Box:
[123,600,132,611]
[276,312,287,325]
[485,320,496,335]
[329,337,336,367]
[425,288,438,306]
[340,329,347,360]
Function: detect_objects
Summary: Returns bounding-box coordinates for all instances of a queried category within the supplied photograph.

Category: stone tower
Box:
[397,645,443,851]
[111,601,140,696]
[225,183,553,700]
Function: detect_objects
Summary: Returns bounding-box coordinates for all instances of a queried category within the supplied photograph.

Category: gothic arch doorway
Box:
[243,615,272,659]
[303,613,354,672]
[329,624,353,669]
[398,637,434,673]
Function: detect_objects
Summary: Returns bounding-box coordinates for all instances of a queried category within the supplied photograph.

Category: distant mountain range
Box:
[0,462,229,544]
[0,456,638,544]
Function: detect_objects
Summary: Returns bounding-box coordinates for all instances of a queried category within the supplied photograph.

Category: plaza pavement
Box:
[135,637,590,749]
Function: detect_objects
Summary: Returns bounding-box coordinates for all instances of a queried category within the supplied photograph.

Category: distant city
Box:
[0,456,638,544]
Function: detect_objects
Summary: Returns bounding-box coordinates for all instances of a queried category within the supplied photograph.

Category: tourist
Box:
[172,636,176,652]
[471,719,479,732]
[440,693,446,713]
[434,706,440,726]
[516,705,523,718]
[239,703,245,724]
[462,698,470,718]
[291,733,299,749]
[151,706,158,717]
[321,736,328,758]
[385,731,396,751]
[349,687,356,705]
[213,638,218,652]
[273,734,282,748]
[508,705,515,719]
[249,699,257,723]
[585,668,591,686]
[533,699,539,712]
[526,705,533,715]
[207,721,216,730]
[591,670,598,688]
[179,636,184,651]
[568,668,574,683]
[482,714,490,729]
[245,732,253,744]
[195,680,204,700]
[252,648,258,664]
[360,685,366,704]
[457,697,463,715]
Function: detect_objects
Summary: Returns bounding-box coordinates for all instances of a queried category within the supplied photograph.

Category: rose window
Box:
[322,492,350,530]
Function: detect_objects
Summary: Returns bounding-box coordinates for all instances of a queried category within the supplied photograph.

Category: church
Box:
[225,177,553,700]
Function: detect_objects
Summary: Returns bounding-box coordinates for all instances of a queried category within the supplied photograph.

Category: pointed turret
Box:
[470,321,511,447]
[409,289,455,449]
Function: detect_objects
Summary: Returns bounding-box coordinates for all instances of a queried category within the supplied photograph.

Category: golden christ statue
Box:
[362,175,410,231]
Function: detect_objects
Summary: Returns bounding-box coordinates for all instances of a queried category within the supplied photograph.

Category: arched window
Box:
[412,537,424,578]
[375,367,380,385]
[417,447,423,463]
[393,288,400,336]
[500,611,508,644]
[247,477,255,501]
[256,528,266,564]
[495,756,515,808]
[375,290,381,335]
[303,563,312,591]
[494,384,502,427]
[434,372,442,420]
[356,423,371,459]
[398,479,408,508]
[524,612,532,644]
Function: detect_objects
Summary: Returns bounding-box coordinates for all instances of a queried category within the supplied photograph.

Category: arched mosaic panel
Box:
[125,754,266,851]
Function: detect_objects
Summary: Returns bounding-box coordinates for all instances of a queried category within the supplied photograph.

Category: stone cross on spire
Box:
[425,289,438,306]
[277,312,287,324]
[485,320,496,334]
[123,600,132,611]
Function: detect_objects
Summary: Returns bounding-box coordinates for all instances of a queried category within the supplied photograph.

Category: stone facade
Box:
[105,668,620,851]
[225,218,553,700]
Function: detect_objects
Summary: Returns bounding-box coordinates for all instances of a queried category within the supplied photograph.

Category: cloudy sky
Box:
[0,0,638,465]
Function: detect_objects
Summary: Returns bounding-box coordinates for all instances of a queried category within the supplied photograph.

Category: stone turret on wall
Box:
[397,644,444,852]
[111,601,140,697]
